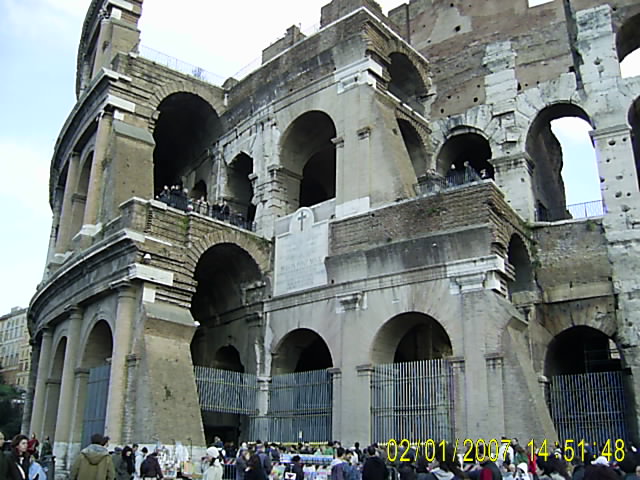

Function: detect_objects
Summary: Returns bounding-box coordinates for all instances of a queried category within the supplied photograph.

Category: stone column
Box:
[256,377,271,441]
[328,367,342,442]
[82,110,113,229]
[52,308,83,468]
[493,153,536,222]
[449,357,466,439]
[67,368,90,463]
[55,153,81,253]
[105,281,137,445]
[30,329,53,438]
[122,354,139,444]
[21,339,40,435]
[485,354,506,436]
[356,364,374,444]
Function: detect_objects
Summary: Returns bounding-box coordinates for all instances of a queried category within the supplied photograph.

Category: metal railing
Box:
[371,359,455,443]
[138,45,225,86]
[536,199,606,222]
[416,167,489,196]
[156,191,256,232]
[194,366,259,415]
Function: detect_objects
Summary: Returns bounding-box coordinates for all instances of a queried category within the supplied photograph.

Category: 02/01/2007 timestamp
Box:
[528,439,625,463]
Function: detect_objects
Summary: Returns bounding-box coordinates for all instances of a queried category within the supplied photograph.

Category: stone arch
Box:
[386,51,429,115]
[191,342,246,372]
[148,81,226,121]
[525,102,596,220]
[374,41,431,102]
[436,126,494,179]
[506,233,534,298]
[226,152,255,223]
[616,13,640,66]
[151,92,222,195]
[43,335,67,440]
[185,230,271,276]
[279,110,337,212]
[79,318,114,368]
[271,328,334,374]
[545,326,623,376]
[190,242,265,325]
[371,312,453,365]
[396,117,428,178]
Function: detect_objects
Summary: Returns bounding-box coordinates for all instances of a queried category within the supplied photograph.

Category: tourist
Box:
[424,443,465,480]
[0,432,9,480]
[40,437,52,459]
[27,434,39,459]
[479,443,501,480]
[290,455,305,480]
[29,456,47,480]
[362,446,387,480]
[584,457,617,480]
[114,445,135,480]
[331,447,349,480]
[203,446,223,480]
[140,450,163,480]
[7,434,30,480]
[134,447,148,480]
[245,454,268,480]
[236,448,251,480]
[70,433,115,480]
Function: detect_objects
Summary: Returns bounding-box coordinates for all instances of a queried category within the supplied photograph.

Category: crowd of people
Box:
[3,434,640,480]
[155,185,254,231]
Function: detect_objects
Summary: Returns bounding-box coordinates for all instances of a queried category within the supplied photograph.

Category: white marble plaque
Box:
[274,207,329,296]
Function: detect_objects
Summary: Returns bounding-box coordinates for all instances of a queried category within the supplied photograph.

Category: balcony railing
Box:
[156,190,256,232]
[536,200,606,222]
[415,167,490,195]
[138,45,225,86]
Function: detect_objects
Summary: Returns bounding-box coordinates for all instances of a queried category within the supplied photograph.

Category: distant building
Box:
[0,307,31,390]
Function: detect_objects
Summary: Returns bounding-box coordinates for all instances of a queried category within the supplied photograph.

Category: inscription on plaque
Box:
[274,207,329,296]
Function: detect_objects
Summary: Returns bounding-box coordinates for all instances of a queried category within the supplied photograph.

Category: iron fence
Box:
[416,168,488,196]
[548,371,628,445]
[156,192,256,232]
[194,366,259,415]
[138,45,225,85]
[257,369,333,443]
[371,359,454,443]
[536,200,606,221]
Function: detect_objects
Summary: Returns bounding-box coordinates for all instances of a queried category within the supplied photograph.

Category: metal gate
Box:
[82,364,110,447]
[262,369,333,443]
[549,371,628,443]
[194,366,258,415]
[371,359,454,443]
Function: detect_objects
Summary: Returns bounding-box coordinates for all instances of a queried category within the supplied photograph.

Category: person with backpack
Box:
[140,451,163,480]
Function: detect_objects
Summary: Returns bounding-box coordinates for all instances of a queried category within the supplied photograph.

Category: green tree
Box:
[0,369,23,439]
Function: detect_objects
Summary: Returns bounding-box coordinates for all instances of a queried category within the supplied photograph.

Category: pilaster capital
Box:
[41,328,54,340]
[327,367,342,378]
[64,304,83,320]
[74,368,90,377]
[110,279,137,299]
[356,363,374,376]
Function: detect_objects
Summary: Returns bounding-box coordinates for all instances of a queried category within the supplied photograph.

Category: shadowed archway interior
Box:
[272,329,333,374]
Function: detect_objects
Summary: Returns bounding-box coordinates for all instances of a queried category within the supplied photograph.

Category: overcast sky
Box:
[0,0,638,314]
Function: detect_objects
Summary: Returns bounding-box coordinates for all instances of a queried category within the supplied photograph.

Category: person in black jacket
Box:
[7,434,30,480]
[363,446,388,480]
[0,432,9,480]
[245,454,268,480]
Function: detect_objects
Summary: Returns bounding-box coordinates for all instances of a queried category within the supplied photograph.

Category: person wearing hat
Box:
[203,447,223,480]
[70,433,116,480]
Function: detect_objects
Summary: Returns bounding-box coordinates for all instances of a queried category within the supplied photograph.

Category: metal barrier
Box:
[41,455,55,480]
[536,199,606,221]
[371,359,455,443]
[156,192,256,232]
[194,366,258,415]
[138,45,225,86]
[259,370,333,443]
[548,370,629,445]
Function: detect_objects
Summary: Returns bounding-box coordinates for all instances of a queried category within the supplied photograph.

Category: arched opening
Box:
[191,180,207,200]
[526,104,599,221]
[436,131,494,182]
[280,111,337,212]
[370,313,454,442]
[397,119,427,178]
[617,14,640,78]
[227,153,255,223]
[630,98,640,188]
[76,321,113,448]
[191,342,247,445]
[70,153,92,238]
[372,312,453,365]
[507,235,534,298]
[190,243,263,327]
[544,326,633,443]
[43,338,67,441]
[388,53,428,115]
[153,93,221,195]
[52,164,68,248]
[272,329,333,375]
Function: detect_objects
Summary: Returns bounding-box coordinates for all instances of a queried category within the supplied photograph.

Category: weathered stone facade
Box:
[24,0,640,476]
